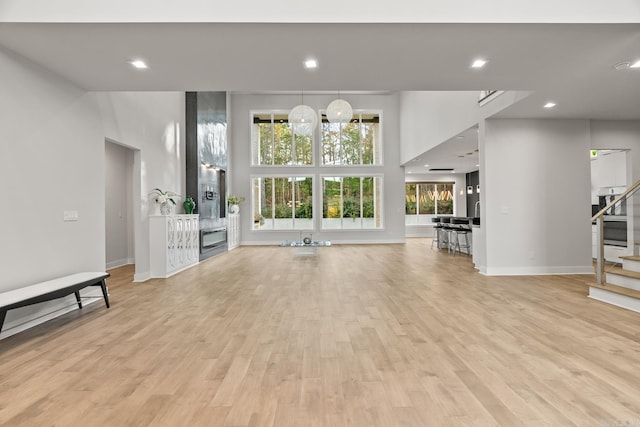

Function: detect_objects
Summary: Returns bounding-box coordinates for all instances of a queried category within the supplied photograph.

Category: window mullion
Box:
[292,129,296,165]
[291,179,296,227]
[340,177,344,228]
[359,115,363,165]
[433,184,437,215]
[270,115,275,166]
[338,123,342,166]
[271,177,276,222]
[360,177,364,221]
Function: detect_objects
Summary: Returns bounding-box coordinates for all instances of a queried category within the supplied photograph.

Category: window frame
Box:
[251,174,315,231]
[319,110,383,167]
[404,181,456,224]
[320,174,384,231]
[250,110,315,167]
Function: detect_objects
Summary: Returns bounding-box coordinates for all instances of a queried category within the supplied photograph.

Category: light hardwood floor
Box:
[1,239,640,426]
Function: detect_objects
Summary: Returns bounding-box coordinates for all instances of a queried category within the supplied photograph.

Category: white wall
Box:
[2,0,639,23]
[105,141,134,268]
[0,47,105,287]
[95,91,185,281]
[399,90,531,164]
[399,91,479,164]
[0,47,184,338]
[230,92,405,245]
[0,47,105,338]
[480,119,593,275]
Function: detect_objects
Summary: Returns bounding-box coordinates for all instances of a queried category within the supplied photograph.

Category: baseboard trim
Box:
[133,272,151,282]
[484,265,594,276]
[241,239,405,246]
[106,258,134,270]
[0,288,103,340]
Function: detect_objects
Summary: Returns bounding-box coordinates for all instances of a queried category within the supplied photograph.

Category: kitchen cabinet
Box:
[592,150,627,190]
[592,222,630,263]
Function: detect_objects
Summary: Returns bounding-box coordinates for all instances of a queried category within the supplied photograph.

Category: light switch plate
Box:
[63,210,79,221]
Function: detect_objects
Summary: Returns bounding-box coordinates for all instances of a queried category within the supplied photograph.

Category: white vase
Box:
[160,202,172,215]
[229,204,239,214]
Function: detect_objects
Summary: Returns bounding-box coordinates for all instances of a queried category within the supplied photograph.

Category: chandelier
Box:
[288,93,318,136]
[326,97,353,123]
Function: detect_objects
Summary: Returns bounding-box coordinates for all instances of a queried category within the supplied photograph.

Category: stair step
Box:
[619,256,640,273]
[619,255,640,261]
[606,265,640,279]
[589,282,640,300]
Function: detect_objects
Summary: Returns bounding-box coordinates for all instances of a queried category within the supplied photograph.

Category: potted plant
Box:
[151,188,180,215]
[228,195,245,214]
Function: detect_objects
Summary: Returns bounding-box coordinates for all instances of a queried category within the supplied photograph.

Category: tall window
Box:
[322,176,382,229]
[321,112,381,165]
[252,112,313,166]
[405,182,454,225]
[252,176,313,230]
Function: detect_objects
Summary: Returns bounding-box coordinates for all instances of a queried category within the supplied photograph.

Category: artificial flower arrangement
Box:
[151,188,180,205]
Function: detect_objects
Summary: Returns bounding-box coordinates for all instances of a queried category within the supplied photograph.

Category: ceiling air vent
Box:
[429,168,454,172]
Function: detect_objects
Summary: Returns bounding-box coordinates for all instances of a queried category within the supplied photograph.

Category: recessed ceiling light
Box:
[544,102,556,109]
[423,164,429,167]
[475,164,480,167]
[304,59,318,69]
[471,59,488,68]
[613,60,640,70]
[129,60,148,69]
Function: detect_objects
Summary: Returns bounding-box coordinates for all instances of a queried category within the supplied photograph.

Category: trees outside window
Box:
[321,113,381,166]
[252,176,313,230]
[405,182,454,225]
[250,109,384,232]
[252,112,313,166]
[322,176,382,230]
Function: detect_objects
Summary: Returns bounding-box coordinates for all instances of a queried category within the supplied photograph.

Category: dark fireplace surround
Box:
[185,92,228,261]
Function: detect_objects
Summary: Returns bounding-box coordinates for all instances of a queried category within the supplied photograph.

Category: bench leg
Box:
[0,310,6,333]
[74,291,83,309]
[99,279,110,308]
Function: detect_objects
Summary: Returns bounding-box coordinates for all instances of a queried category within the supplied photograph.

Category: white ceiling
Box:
[1,22,639,173]
[405,126,480,175]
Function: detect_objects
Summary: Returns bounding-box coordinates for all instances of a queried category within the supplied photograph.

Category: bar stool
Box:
[450,219,472,256]
[439,217,453,252]
[430,217,442,249]
[453,228,471,256]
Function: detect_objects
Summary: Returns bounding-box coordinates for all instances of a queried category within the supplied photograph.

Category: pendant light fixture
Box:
[326,93,353,124]
[289,92,318,136]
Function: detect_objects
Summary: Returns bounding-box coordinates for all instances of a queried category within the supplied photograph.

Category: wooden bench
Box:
[0,272,110,333]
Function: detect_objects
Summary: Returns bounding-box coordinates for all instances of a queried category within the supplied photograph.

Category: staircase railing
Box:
[592,179,640,284]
